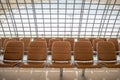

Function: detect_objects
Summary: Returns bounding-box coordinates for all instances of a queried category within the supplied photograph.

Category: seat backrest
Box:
[34,37,41,40]
[108,38,119,51]
[27,41,47,61]
[34,37,42,40]
[74,41,93,61]
[4,41,24,60]
[56,38,63,41]
[77,38,90,42]
[97,42,116,61]
[64,38,74,50]
[52,41,71,61]
[12,37,20,41]
[1,38,9,48]
[99,38,107,41]
[89,38,96,46]
[93,39,104,51]
[21,38,30,51]
[3,39,14,50]
[45,38,52,48]
[48,39,61,50]
[34,38,46,42]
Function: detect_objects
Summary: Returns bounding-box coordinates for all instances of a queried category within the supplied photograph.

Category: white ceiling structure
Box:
[0,0,120,38]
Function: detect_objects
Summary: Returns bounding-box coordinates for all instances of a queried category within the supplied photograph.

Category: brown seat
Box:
[77,38,90,42]
[56,38,63,41]
[74,41,101,68]
[3,38,9,50]
[19,41,47,68]
[11,37,20,41]
[2,39,14,50]
[45,38,52,48]
[89,38,96,46]
[1,38,9,48]
[97,42,120,68]
[99,38,107,41]
[48,39,61,50]
[1,38,9,54]
[0,41,24,67]
[48,41,74,68]
[92,39,104,51]
[34,37,42,40]
[64,38,74,51]
[20,38,30,52]
[108,38,119,51]
[34,38,46,42]
[49,62,73,68]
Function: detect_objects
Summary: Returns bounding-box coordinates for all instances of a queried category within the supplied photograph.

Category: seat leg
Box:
[46,68,49,80]
[74,68,78,80]
[80,69,87,80]
[60,68,63,80]
[81,69,86,79]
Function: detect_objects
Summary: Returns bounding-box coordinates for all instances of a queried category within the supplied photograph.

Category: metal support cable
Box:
[64,0,67,38]
[103,0,117,37]
[24,0,32,38]
[31,0,38,37]
[7,0,18,37]
[99,0,112,37]
[91,0,100,37]
[78,0,85,37]
[71,0,75,37]
[49,0,52,37]
[40,0,45,37]
[84,0,92,37]
[57,0,59,37]
[0,0,11,37]
[97,0,110,38]
[0,20,5,37]
[16,0,25,37]
[110,0,119,37]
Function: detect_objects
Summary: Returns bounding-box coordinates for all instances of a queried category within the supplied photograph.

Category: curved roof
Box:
[0,0,120,38]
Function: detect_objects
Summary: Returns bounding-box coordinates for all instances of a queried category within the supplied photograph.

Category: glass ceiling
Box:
[0,0,120,38]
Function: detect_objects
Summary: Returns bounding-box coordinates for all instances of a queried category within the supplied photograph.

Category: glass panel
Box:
[0,0,119,38]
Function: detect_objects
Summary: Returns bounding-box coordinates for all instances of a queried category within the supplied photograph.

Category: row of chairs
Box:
[0,41,120,68]
[0,37,120,52]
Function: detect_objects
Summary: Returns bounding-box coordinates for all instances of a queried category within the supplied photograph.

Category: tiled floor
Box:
[0,68,120,80]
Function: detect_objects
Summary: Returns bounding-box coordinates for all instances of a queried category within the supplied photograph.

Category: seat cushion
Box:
[0,62,18,67]
[19,62,46,68]
[49,62,74,68]
[101,62,120,68]
[76,62,101,68]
